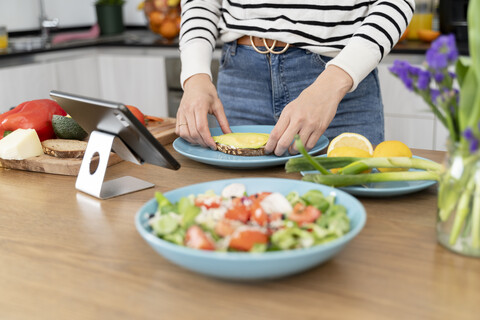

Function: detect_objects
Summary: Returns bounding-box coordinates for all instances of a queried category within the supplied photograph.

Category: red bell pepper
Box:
[0,99,67,141]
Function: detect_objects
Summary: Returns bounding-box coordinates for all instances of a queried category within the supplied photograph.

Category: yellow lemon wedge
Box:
[373,140,412,172]
[327,132,373,156]
[327,146,372,173]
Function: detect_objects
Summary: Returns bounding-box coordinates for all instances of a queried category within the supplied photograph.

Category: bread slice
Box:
[41,139,88,159]
[215,143,265,156]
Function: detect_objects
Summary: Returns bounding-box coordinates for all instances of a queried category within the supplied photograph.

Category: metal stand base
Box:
[76,130,154,199]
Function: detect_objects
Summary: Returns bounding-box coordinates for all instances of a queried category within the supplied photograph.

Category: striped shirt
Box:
[179,0,415,90]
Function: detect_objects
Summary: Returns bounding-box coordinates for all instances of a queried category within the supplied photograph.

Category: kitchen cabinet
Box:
[0,47,170,117]
[97,50,168,117]
[53,54,100,98]
[0,61,56,112]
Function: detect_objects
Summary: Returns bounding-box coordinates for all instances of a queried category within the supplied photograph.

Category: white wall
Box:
[0,0,146,32]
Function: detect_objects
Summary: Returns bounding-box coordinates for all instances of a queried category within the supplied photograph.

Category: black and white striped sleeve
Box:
[179,0,222,88]
[326,0,415,91]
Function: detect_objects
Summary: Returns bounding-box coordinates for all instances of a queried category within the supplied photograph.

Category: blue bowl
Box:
[135,178,366,280]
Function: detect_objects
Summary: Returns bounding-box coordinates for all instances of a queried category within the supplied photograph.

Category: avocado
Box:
[213,133,269,149]
[52,115,88,140]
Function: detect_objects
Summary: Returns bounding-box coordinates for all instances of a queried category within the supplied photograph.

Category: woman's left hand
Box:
[264,65,353,156]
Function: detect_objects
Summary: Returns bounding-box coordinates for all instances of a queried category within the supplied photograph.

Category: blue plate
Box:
[301,155,438,197]
[135,178,366,280]
[173,125,329,168]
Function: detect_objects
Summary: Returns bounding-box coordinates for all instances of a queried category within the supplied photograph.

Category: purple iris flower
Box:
[463,128,479,153]
[417,70,431,90]
[389,60,414,90]
[430,89,441,103]
[426,34,459,70]
[434,71,445,83]
[464,128,474,140]
[389,61,431,91]
[470,139,479,153]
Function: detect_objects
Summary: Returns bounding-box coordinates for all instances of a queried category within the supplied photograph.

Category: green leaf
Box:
[455,57,471,87]
[155,192,172,212]
[458,68,479,132]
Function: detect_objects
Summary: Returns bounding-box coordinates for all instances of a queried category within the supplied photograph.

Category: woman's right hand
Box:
[176,74,231,149]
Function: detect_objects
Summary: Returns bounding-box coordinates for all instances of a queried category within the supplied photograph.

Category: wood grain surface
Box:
[0,118,177,176]
[1,148,479,320]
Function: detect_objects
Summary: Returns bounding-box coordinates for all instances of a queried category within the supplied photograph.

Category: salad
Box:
[147,183,350,252]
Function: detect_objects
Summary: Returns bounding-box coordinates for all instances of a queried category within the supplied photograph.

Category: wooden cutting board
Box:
[0,117,177,176]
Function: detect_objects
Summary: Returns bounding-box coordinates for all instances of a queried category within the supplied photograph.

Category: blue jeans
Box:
[216,41,385,145]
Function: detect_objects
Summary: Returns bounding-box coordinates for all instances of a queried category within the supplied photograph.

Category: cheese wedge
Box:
[0,129,43,160]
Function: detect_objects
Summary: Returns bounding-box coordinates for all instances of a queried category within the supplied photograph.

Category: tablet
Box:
[49,90,180,170]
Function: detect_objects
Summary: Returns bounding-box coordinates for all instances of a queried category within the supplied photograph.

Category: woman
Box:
[176,0,414,156]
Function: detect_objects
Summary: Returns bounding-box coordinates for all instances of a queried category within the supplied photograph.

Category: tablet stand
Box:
[76,130,154,199]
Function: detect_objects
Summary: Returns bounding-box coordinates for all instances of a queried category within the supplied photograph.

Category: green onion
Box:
[294,135,330,175]
[339,157,443,175]
[302,171,440,187]
[285,156,364,173]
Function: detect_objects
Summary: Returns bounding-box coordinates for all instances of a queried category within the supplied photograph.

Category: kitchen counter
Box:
[0,28,470,61]
[1,146,479,319]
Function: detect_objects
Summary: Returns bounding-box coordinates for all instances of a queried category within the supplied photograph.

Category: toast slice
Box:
[213,133,269,157]
[41,139,88,159]
[215,144,266,156]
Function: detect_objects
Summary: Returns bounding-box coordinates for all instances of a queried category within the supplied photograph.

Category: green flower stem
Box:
[294,135,331,175]
[339,157,443,175]
[438,176,461,221]
[449,175,476,245]
[471,173,480,248]
[417,90,449,129]
[302,171,439,187]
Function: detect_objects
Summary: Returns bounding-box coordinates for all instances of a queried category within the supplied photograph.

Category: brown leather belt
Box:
[237,35,291,54]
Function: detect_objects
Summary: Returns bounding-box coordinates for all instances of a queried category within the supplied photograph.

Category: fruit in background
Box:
[418,29,441,43]
[126,105,146,125]
[399,27,409,42]
[52,115,88,140]
[0,99,67,142]
[373,140,413,172]
[159,18,179,39]
[140,0,181,40]
[327,132,373,156]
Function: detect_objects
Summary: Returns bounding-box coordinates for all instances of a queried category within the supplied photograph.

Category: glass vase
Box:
[437,141,480,257]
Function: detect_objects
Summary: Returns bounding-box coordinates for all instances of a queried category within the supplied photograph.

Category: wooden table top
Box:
[1,147,479,320]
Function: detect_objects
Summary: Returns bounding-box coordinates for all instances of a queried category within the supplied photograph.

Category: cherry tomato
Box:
[289,203,321,226]
[214,220,235,237]
[185,226,215,251]
[194,198,221,209]
[250,201,267,226]
[229,230,268,251]
[225,204,250,223]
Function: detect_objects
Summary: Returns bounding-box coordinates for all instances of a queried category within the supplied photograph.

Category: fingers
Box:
[288,127,323,155]
[213,100,231,135]
[264,117,288,155]
[195,112,217,150]
[176,114,195,144]
[176,81,226,149]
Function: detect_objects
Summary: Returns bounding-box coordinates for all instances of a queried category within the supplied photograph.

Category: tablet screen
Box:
[50,90,180,170]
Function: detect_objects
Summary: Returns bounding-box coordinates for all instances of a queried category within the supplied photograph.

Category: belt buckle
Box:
[249,35,290,54]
